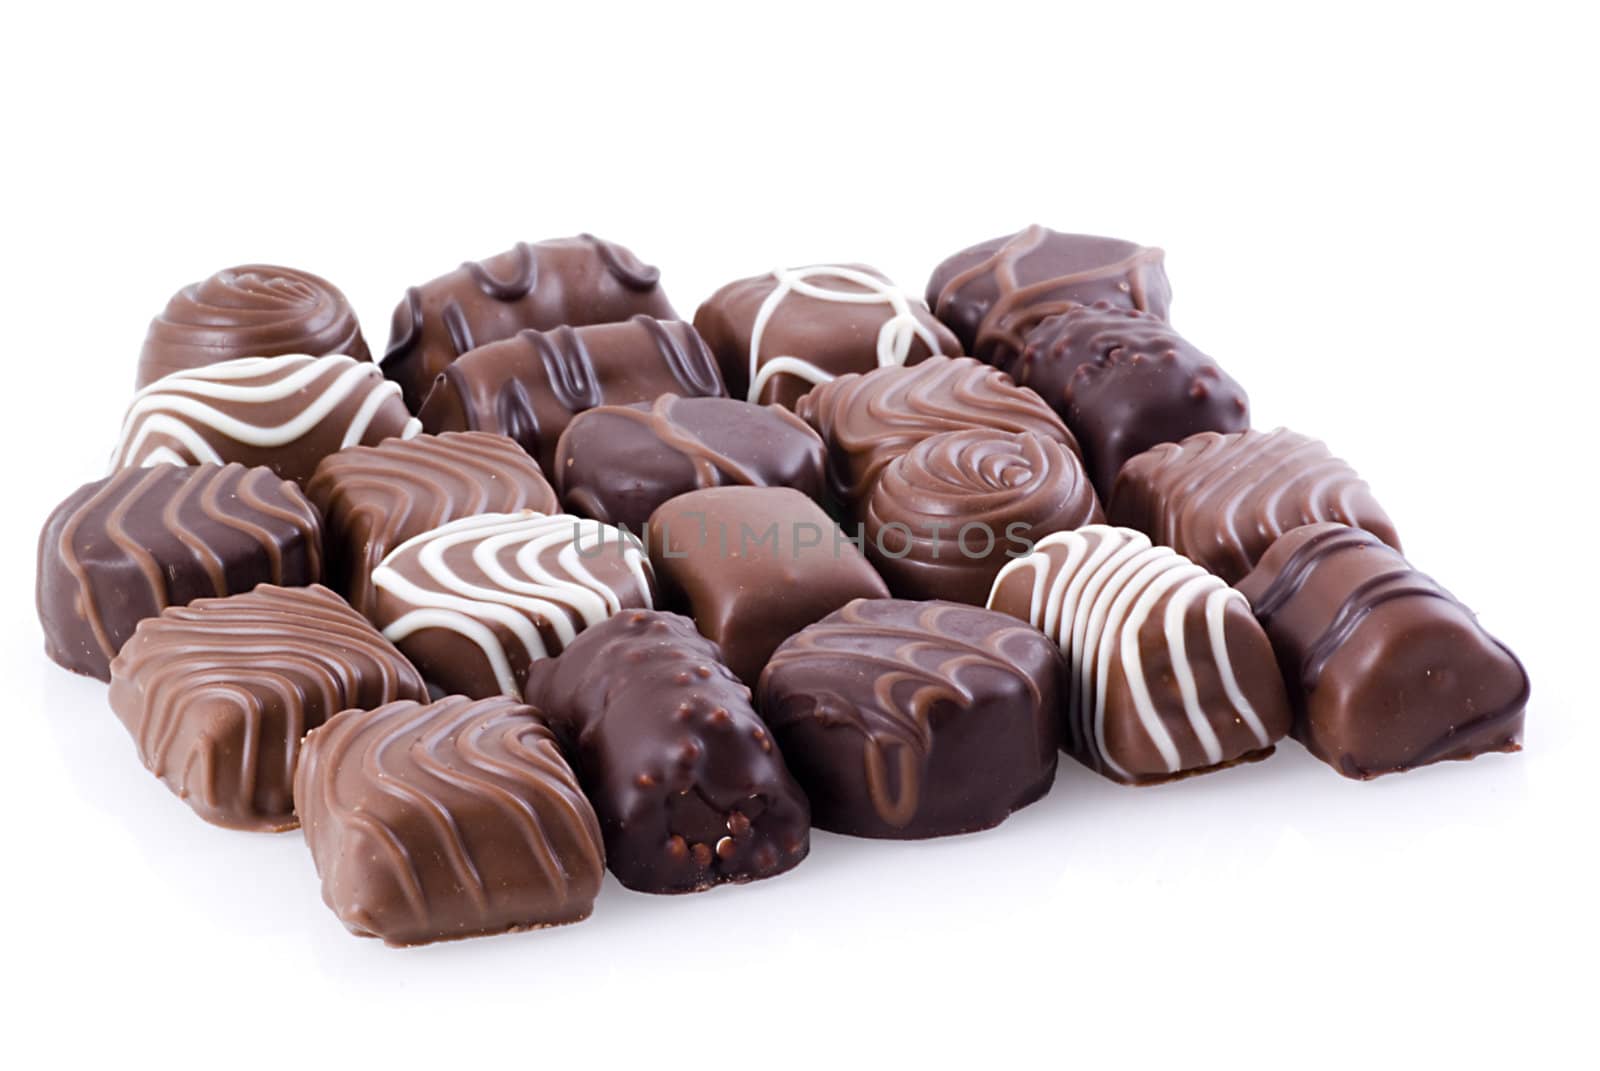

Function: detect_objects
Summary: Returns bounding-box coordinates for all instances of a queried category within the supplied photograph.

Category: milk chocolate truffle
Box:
[37,463,322,681]
[307,431,557,617]
[989,526,1292,784]
[371,512,656,699]
[1011,303,1250,498]
[1236,523,1528,779]
[108,585,426,831]
[554,395,828,529]
[295,696,605,945]
[926,225,1171,364]
[863,430,1103,605]
[647,486,890,683]
[416,316,726,473]
[1110,427,1402,584]
[524,610,809,893]
[137,264,369,388]
[759,599,1062,838]
[694,264,961,407]
[111,354,421,487]
[382,235,678,410]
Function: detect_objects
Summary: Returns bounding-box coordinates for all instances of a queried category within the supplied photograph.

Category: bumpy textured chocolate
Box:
[137,264,369,388]
[1110,427,1402,585]
[371,512,655,700]
[37,463,322,681]
[1011,303,1250,498]
[794,355,1079,507]
[416,316,725,473]
[295,696,605,945]
[693,264,961,407]
[863,430,1103,605]
[926,226,1171,364]
[111,354,421,487]
[307,431,557,617]
[758,599,1061,838]
[108,585,426,831]
[648,486,890,684]
[1236,523,1528,779]
[382,235,677,410]
[989,526,1292,784]
[524,609,809,893]
[554,395,828,529]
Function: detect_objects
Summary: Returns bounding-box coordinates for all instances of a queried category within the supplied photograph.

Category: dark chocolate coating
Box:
[523,610,810,894]
[554,395,828,529]
[758,599,1061,838]
[382,235,677,410]
[1235,523,1528,779]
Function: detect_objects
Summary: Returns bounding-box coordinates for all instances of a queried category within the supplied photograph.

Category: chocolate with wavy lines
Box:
[988,525,1291,785]
[295,695,605,946]
[1109,427,1402,584]
[308,431,557,618]
[758,599,1061,838]
[36,463,322,681]
[370,511,655,699]
[110,354,421,488]
[863,429,1103,605]
[137,264,369,388]
[382,234,678,410]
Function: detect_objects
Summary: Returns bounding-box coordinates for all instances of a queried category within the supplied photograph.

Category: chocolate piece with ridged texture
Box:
[295,695,605,945]
[524,610,809,893]
[36,463,323,681]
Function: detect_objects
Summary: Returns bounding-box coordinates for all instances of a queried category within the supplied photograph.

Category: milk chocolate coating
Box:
[524,610,810,894]
[554,395,828,529]
[1012,303,1250,498]
[988,525,1292,784]
[926,226,1171,365]
[137,264,369,388]
[382,235,678,410]
[109,585,426,831]
[36,463,322,681]
[648,486,890,684]
[1110,427,1402,585]
[295,695,605,945]
[758,599,1061,838]
[863,430,1103,605]
[307,431,557,618]
[694,264,961,407]
[416,316,726,473]
[1235,523,1528,779]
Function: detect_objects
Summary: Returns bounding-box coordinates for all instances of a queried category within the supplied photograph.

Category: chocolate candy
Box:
[416,316,726,473]
[111,354,421,487]
[108,584,426,831]
[989,526,1292,784]
[1011,303,1250,498]
[382,235,677,410]
[758,599,1061,838]
[137,264,369,388]
[1236,523,1528,779]
[36,463,322,681]
[371,512,655,699]
[647,486,890,683]
[554,395,828,529]
[524,610,809,893]
[863,430,1103,605]
[794,354,1080,507]
[694,264,961,407]
[295,695,605,945]
[926,226,1171,365]
[1110,427,1402,584]
[307,431,557,618]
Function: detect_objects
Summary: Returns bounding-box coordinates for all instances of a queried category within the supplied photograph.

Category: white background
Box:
[2,2,1595,1067]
